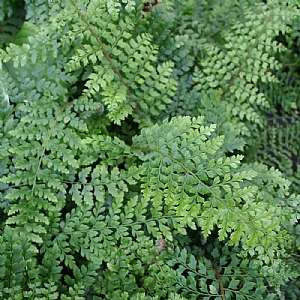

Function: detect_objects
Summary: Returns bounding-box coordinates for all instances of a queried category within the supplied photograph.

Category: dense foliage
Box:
[0,0,300,299]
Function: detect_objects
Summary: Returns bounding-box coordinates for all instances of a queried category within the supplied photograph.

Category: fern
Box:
[246,19,300,195]
[0,0,300,299]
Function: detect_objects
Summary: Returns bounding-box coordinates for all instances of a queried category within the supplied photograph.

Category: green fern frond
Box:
[132,116,289,252]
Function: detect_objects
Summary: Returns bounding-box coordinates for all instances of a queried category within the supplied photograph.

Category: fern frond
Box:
[132,116,289,253]
[193,2,300,125]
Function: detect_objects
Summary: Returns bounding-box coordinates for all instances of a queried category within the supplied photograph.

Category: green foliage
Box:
[0,0,300,299]
[0,0,25,47]
[245,22,300,194]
